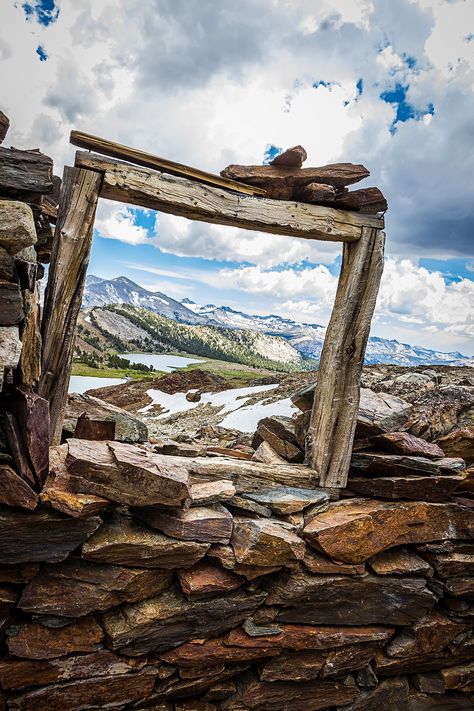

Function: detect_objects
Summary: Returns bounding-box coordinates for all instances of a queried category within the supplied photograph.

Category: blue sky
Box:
[2,0,473,354]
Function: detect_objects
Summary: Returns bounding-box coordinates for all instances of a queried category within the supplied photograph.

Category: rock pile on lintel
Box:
[0,418,472,709]
[221,145,388,213]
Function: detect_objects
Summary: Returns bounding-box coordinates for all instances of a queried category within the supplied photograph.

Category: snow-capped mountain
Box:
[81,276,471,367]
[82,276,204,325]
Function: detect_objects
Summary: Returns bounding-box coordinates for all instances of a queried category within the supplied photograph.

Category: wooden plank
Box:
[38,167,102,444]
[306,227,385,489]
[70,130,267,197]
[76,152,383,242]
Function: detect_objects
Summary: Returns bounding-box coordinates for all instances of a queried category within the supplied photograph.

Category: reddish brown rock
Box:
[407,690,474,709]
[221,161,370,189]
[7,618,104,660]
[189,480,236,506]
[222,675,359,711]
[347,475,464,502]
[439,662,474,692]
[375,637,474,676]
[178,561,243,597]
[0,508,101,564]
[0,563,39,585]
[243,486,329,515]
[266,570,436,625]
[8,388,49,485]
[438,426,474,464]
[252,425,303,463]
[40,475,109,518]
[302,549,365,576]
[350,452,464,477]
[160,636,281,667]
[303,499,474,564]
[7,671,156,711]
[345,677,409,711]
[270,145,307,168]
[19,559,173,616]
[320,642,384,678]
[82,513,209,568]
[224,624,394,651]
[368,547,433,576]
[206,446,252,461]
[66,439,190,507]
[0,465,38,510]
[259,650,325,681]
[420,550,474,578]
[4,413,35,487]
[231,517,305,567]
[0,650,145,690]
[135,505,233,544]
[444,577,474,598]
[385,611,470,659]
[103,587,266,655]
[372,431,445,458]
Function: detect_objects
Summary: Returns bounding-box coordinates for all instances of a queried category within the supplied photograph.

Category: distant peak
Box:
[181,298,195,304]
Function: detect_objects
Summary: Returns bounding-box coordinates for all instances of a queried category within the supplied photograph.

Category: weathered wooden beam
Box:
[70,130,267,196]
[75,152,383,242]
[38,167,102,444]
[306,227,385,489]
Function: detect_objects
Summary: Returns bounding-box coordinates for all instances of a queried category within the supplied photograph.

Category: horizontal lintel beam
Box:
[75,151,384,243]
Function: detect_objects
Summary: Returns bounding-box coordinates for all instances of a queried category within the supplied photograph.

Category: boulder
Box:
[407,386,474,441]
[371,431,445,458]
[66,439,190,507]
[242,486,329,515]
[350,452,465,477]
[82,514,209,569]
[368,547,433,576]
[19,559,173,616]
[0,464,38,510]
[303,499,474,563]
[65,393,148,442]
[0,201,37,255]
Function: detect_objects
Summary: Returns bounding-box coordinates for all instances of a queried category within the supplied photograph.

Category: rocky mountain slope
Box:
[78,304,304,372]
[82,276,471,367]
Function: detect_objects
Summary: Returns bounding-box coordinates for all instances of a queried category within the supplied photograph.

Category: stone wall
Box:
[0,431,472,710]
[0,117,473,710]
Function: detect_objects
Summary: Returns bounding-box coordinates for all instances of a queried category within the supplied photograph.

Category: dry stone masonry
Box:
[0,117,472,709]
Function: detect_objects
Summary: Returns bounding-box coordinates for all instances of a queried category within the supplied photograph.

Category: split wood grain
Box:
[38,167,102,444]
[75,152,383,242]
[307,227,385,488]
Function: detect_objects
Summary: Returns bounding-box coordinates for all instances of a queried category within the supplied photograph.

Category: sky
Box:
[1,0,473,354]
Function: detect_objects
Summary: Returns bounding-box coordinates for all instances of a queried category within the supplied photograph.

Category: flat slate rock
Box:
[303,499,474,564]
[221,675,359,711]
[7,670,156,711]
[0,650,145,690]
[371,432,445,458]
[231,517,305,567]
[66,439,190,507]
[82,514,209,568]
[347,475,464,502]
[266,570,436,625]
[103,587,266,656]
[303,550,365,576]
[420,551,474,578]
[189,480,236,506]
[19,559,173,617]
[0,464,38,510]
[243,486,329,515]
[252,424,303,463]
[160,636,281,667]
[350,452,465,477]
[134,504,233,544]
[368,547,433,576]
[7,618,104,660]
[224,624,394,651]
[385,610,470,658]
[0,507,101,564]
[178,561,243,597]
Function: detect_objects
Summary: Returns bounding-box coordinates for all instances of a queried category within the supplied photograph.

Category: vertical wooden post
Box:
[38,166,102,444]
[307,226,385,490]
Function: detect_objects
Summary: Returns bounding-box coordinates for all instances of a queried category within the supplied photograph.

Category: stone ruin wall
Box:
[0,114,473,711]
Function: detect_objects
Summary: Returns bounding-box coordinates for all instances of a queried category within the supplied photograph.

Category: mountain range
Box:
[81,275,471,367]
